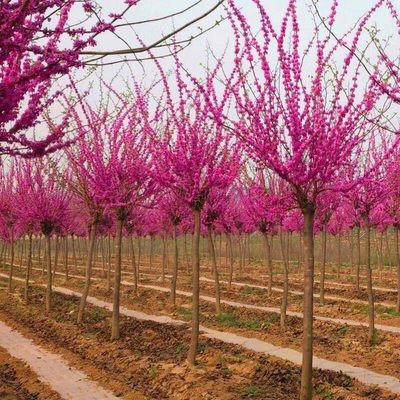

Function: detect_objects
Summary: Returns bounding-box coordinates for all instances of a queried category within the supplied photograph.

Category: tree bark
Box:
[111,217,123,340]
[106,233,112,291]
[320,223,327,305]
[45,235,52,313]
[364,215,375,344]
[262,232,272,296]
[207,227,221,315]
[356,225,361,291]
[227,234,234,291]
[170,224,179,305]
[24,233,33,302]
[7,231,14,293]
[130,236,138,294]
[395,226,400,313]
[187,208,201,365]
[300,205,315,400]
[279,230,289,328]
[77,222,98,323]
[64,236,69,281]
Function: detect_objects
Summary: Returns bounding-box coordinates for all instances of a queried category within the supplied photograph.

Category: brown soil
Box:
[0,281,397,400]
[0,345,61,400]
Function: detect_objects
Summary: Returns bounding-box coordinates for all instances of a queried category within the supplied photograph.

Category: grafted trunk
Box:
[279,231,289,328]
[320,223,327,305]
[45,235,52,313]
[77,222,98,323]
[170,225,179,305]
[300,205,315,400]
[262,232,272,296]
[363,215,375,344]
[24,233,33,302]
[111,217,123,340]
[7,231,14,293]
[187,208,201,365]
[207,227,221,315]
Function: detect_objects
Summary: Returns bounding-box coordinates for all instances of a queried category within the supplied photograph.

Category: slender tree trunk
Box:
[300,205,315,400]
[349,231,354,274]
[187,208,201,365]
[37,235,42,268]
[279,230,289,328]
[149,235,154,272]
[24,233,33,302]
[137,236,141,282]
[111,217,123,340]
[184,233,190,274]
[395,226,400,313]
[320,223,327,305]
[227,234,234,291]
[64,236,69,281]
[356,225,361,291]
[170,224,179,304]
[100,236,106,278]
[7,231,14,293]
[378,232,383,282]
[364,215,375,344]
[19,235,25,269]
[162,236,167,283]
[337,235,341,279]
[106,233,112,291]
[262,232,272,296]
[207,227,221,315]
[45,235,52,313]
[52,235,59,280]
[77,223,98,323]
[130,236,137,294]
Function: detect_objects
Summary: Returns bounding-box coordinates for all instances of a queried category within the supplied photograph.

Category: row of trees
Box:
[2,1,400,399]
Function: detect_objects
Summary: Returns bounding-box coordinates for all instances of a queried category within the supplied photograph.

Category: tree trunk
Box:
[395,226,400,313]
[356,225,361,291]
[162,236,167,283]
[187,208,201,365]
[149,235,154,272]
[363,215,375,344]
[279,230,289,328]
[207,227,221,315]
[45,235,52,313]
[227,234,234,291]
[77,222,98,323]
[130,236,137,294]
[170,224,179,304]
[262,232,272,296]
[52,235,59,280]
[7,231,14,293]
[24,233,33,302]
[320,223,327,305]
[64,236,69,281]
[300,205,315,400]
[184,233,190,274]
[336,235,341,279]
[19,235,25,269]
[111,217,123,340]
[137,236,141,282]
[106,233,112,291]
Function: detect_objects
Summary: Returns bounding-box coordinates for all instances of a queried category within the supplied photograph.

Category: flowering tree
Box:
[222,0,386,396]
[150,57,240,364]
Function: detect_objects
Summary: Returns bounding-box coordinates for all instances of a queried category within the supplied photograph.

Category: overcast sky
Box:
[65,0,397,104]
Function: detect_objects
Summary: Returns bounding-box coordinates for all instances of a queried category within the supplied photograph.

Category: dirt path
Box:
[0,318,118,400]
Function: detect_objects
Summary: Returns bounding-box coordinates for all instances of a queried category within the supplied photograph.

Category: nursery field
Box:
[0,232,400,400]
[2,0,400,399]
